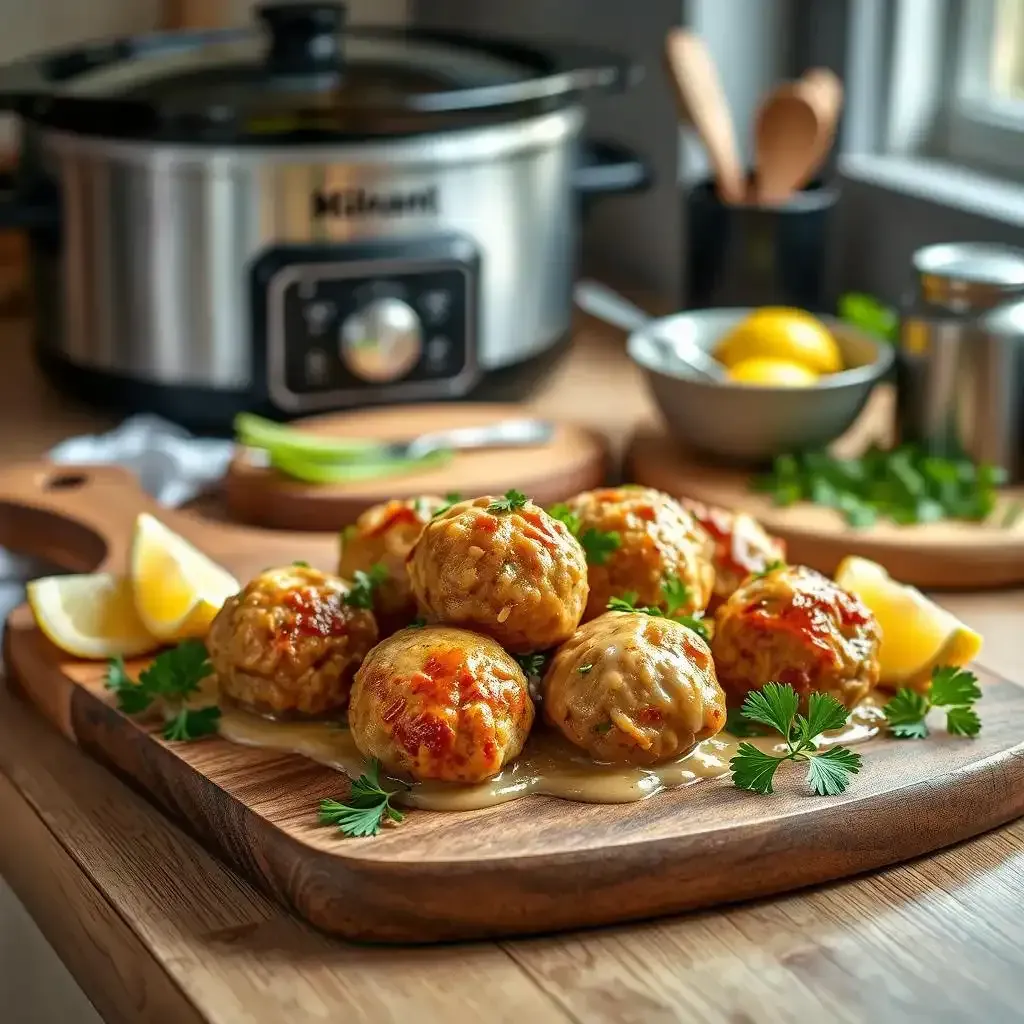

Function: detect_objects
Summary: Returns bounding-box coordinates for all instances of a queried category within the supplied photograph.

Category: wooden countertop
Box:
[2,313,1024,1023]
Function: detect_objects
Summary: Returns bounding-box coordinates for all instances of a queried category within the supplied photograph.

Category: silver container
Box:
[897,242,1024,480]
[0,3,646,429]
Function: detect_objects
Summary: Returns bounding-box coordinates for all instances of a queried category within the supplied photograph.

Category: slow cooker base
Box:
[37,335,572,436]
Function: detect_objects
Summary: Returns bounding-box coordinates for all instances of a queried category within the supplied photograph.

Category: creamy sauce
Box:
[216,697,886,811]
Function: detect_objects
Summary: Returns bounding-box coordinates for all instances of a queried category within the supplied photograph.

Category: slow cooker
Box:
[0,2,650,430]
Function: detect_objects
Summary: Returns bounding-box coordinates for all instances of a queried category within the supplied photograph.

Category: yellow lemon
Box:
[130,513,239,641]
[27,573,160,660]
[726,357,819,387]
[835,556,983,692]
[717,307,843,374]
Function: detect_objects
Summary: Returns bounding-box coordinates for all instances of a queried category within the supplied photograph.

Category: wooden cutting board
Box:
[3,460,1024,943]
[224,404,609,531]
[627,427,1024,589]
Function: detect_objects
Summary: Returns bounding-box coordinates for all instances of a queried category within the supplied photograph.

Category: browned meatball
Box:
[564,487,715,621]
[543,612,726,764]
[406,495,588,654]
[207,565,377,719]
[349,626,534,783]
[338,496,446,635]
[711,564,881,710]
[680,498,786,610]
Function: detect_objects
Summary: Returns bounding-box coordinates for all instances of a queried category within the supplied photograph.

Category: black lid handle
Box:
[257,2,346,73]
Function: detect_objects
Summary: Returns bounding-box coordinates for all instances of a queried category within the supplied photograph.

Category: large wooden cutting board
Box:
[3,460,1024,943]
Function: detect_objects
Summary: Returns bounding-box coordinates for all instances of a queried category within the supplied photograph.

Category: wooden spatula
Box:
[664,28,745,205]
[752,69,844,205]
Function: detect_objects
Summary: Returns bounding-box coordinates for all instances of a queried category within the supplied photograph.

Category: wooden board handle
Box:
[0,462,159,574]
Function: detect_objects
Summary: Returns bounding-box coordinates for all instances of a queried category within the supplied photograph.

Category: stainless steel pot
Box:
[0,3,649,430]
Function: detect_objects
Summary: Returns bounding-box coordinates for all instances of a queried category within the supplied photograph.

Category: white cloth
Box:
[0,415,234,617]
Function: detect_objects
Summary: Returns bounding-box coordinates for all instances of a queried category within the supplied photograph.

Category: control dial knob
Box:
[340,297,422,383]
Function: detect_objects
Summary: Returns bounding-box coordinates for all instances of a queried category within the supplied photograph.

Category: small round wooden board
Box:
[3,460,1024,943]
[224,404,609,531]
[626,427,1024,590]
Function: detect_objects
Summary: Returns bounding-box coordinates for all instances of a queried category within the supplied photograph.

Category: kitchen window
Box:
[944,0,1024,173]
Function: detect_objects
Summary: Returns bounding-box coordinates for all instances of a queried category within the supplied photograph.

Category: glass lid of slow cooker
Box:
[5,2,635,140]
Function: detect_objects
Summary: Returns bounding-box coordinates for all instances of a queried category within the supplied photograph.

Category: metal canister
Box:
[897,242,1024,482]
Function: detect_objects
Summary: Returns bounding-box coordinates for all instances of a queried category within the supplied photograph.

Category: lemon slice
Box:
[835,555,983,691]
[131,513,239,640]
[27,573,160,659]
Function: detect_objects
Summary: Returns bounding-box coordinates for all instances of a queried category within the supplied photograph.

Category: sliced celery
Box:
[235,413,385,464]
[270,447,452,484]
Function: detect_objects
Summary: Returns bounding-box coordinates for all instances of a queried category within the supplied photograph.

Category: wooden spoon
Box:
[663,29,745,205]
[752,69,844,205]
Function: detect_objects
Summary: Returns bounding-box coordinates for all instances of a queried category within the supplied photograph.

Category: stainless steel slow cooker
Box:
[0,2,649,430]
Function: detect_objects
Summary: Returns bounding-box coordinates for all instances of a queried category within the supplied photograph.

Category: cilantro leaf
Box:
[344,563,388,610]
[739,682,799,737]
[929,666,982,707]
[137,640,212,702]
[163,706,222,742]
[407,617,427,629]
[945,705,981,737]
[661,573,691,617]
[431,492,463,519]
[487,489,529,514]
[730,743,784,795]
[106,655,154,714]
[751,559,787,581]
[578,663,594,675]
[674,613,710,642]
[883,667,981,740]
[805,746,862,796]
[318,759,407,838]
[605,590,709,641]
[801,691,851,740]
[607,593,640,614]
[729,683,863,797]
[724,707,769,738]
[514,653,548,683]
[547,502,581,535]
[579,528,621,566]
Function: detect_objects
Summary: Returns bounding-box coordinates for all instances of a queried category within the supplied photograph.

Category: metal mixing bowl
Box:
[628,308,894,464]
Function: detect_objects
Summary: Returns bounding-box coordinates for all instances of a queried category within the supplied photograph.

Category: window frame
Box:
[943,0,1024,174]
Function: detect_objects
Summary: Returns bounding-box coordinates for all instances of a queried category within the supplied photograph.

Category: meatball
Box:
[348,626,534,783]
[338,496,446,635]
[406,495,588,654]
[711,564,881,710]
[564,487,715,621]
[680,498,786,609]
[207,565,378,719]
[543,611,726,765]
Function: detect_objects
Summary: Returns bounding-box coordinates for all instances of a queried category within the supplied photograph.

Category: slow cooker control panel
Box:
[252,235,481,413]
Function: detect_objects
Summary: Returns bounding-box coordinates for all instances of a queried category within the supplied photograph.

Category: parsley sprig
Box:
[753,446,1010,528]
[548,503,621,565]
[729,683,862,796]
[514,652,549,684]
[751,559,787,581]
[105,641,221,742]
[883,666,982,739]
[606,573,710,641]
[318,759,408,838]
[487,489,529,514]
[343,563,388,610]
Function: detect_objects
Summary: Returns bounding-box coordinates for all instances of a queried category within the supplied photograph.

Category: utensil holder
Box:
[684,178,839,311]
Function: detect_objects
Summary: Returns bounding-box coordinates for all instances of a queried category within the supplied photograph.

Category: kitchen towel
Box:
[0,414,234,618]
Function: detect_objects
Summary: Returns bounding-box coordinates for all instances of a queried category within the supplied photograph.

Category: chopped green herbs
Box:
[547,503,581,535]
[751,559,787,581]
[318,760,407,838]
[487,489,529,514]
[606,576,710,642]
[431,492,464,518]
[546,503,620,565]
[729,683,862,796]
[593,721,614,735]
[883,666,982,739]
[514,652,549,684]
[343,563,388,610]
[752,447,1010,528]
[578,663,594,675]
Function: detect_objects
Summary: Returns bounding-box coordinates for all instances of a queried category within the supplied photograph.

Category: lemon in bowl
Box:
[726,357,819,387]
[716,307,843,376]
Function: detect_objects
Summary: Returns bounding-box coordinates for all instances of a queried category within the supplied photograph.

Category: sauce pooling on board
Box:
[217,698,885,811]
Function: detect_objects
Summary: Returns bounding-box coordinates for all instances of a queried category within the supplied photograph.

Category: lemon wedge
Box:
[835,555,983,691]
[130,513,239,640]
[27,573,160,660]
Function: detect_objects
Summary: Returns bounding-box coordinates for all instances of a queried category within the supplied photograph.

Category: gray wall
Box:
[413,0,684,299]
